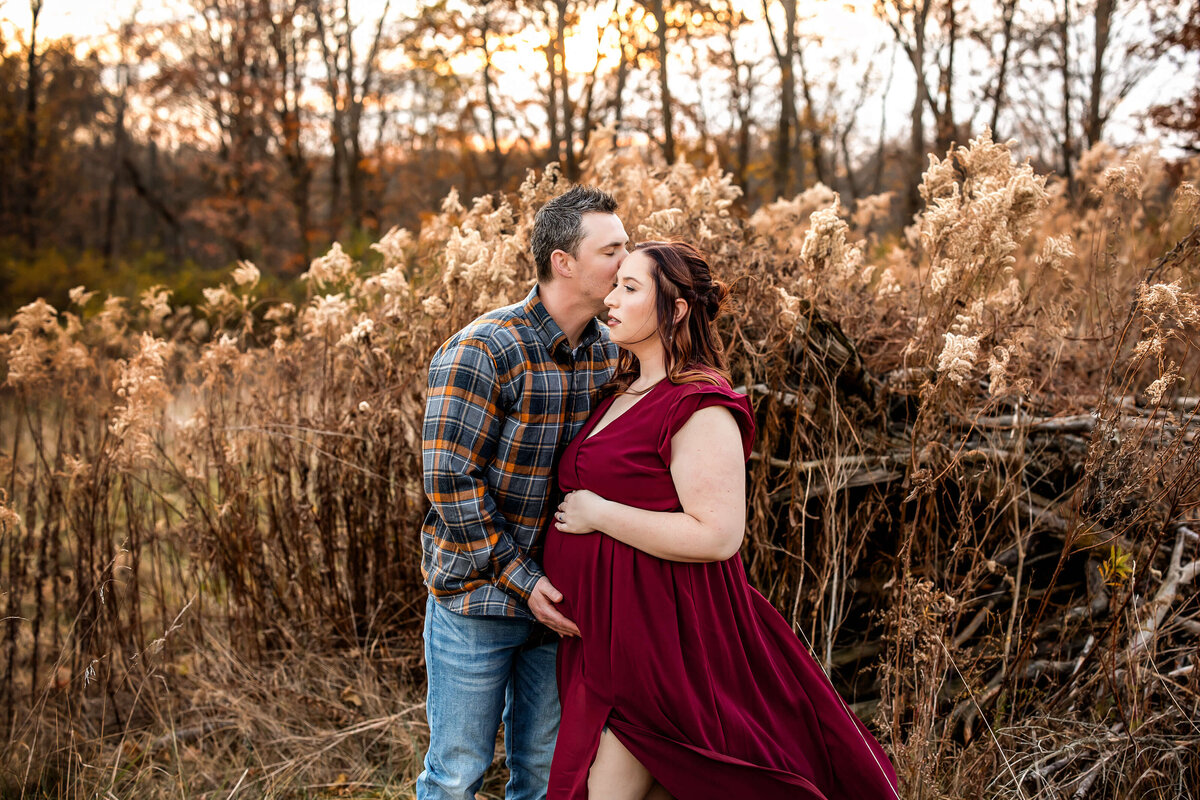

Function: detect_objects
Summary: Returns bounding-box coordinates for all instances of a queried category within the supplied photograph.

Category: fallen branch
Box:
[1128,526,1200,654]
[972,413,1096,432]
[1071,754,1108,798]
[735,383,803,408]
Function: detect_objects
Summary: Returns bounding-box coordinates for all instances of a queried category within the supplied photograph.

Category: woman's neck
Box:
[626,341,668,390]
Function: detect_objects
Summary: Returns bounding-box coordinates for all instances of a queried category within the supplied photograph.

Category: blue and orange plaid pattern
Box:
[421,285,617,618]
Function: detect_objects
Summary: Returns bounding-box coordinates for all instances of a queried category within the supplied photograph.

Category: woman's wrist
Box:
[585,494,612,533]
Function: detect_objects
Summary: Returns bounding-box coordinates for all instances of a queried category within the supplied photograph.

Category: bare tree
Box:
[268,0,317,266]
[1002,0,1176,184]
[762,0,797,197]
[794,28,828,187]
[646,0,677,163]
[832,44,887,201]
[988,0,1019,136]
[934,0,959,152]
[19,0,43,251]
[707,0,760,188]
[102,24,132,269]
[311,0,393,238]
[1058,0,1075,188]
[1149,0,1200,152]
[150,0,279,260]
[876,0,935,216]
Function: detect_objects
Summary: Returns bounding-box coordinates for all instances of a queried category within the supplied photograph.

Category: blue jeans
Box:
[416,595,560,800]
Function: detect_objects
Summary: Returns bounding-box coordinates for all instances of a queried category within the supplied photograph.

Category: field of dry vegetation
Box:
[2,131,1199,799]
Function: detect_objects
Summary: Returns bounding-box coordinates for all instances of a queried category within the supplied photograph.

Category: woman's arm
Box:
[555,405,746,562]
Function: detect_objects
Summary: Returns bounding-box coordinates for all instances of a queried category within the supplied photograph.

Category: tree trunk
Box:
[271,6,313,267]
[314,0,349,239]
[545,27,560,163]
[764,0,796,198]
[875,43,897,195]
[228,15,253,262]
[989,0,1018,136]
[796,40,826,186]
[721,18,753,190]
[908,0,930,218]
[1086,0,1115,147]
[20,0,42,252]
[611,25,630,147]
[577,10,610,170]
[1060,0,1075,190]
[103,62,129,269]
[558,0,577,179]
[935,0,957,152]
[348,0,389,234]
[481,35,507,183]
[650,0,675,163]
[290,28,313,267]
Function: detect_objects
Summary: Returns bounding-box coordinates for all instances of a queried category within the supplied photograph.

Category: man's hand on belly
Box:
[529,576,581,637]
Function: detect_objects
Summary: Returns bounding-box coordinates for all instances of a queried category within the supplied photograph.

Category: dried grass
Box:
[2,132,1199,798]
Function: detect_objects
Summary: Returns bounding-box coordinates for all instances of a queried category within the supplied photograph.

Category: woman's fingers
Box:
[555,497,584,533]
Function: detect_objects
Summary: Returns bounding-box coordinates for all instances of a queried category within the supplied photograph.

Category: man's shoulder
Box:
[435,299,535,364]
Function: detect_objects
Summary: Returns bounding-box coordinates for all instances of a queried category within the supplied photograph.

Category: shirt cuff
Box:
[496,553,545,603]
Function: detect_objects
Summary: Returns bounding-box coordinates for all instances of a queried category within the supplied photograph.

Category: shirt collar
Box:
[523,285,603,357]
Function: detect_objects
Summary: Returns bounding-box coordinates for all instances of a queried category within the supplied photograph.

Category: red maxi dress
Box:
[543,377,900,800]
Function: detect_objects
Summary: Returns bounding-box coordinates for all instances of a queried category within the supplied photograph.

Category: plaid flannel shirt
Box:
[421,285,617,618]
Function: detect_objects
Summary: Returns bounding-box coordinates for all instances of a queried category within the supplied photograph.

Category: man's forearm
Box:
[495,550,544,601]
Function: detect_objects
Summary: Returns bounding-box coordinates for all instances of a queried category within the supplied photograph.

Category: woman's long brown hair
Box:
[606,241,731,396]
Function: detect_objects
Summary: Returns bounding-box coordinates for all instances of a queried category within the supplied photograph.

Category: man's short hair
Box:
[531,185,618,283]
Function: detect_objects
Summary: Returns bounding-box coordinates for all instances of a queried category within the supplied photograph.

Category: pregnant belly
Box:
[543,524,599,588]
[542,524,607,630]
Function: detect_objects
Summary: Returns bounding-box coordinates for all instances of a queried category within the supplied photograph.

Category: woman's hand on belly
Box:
[554,489,606,534]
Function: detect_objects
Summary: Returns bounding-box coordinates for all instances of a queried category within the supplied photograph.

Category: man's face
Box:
[566,212,629,315]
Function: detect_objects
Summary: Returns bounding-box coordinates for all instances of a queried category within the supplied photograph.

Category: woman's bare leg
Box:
[587,729,656,800]
[644,781,674,800]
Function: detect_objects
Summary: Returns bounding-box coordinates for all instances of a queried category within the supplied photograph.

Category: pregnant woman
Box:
[543,241,900,800]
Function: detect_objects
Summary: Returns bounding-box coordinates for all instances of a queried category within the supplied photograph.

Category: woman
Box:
[542,241,900,800]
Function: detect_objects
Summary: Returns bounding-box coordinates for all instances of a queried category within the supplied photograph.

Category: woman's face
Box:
[604,251,660,349]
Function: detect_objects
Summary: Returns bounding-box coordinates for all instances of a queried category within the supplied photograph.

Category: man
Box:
[417,185,629,800]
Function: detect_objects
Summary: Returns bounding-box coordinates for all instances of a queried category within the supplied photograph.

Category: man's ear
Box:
[673,297,689,324]
[551,250,573,279]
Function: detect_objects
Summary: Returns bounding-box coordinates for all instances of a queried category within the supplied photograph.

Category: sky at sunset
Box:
[2,0,809,54]
[2,0,171,41]
[1,0,1192,158]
